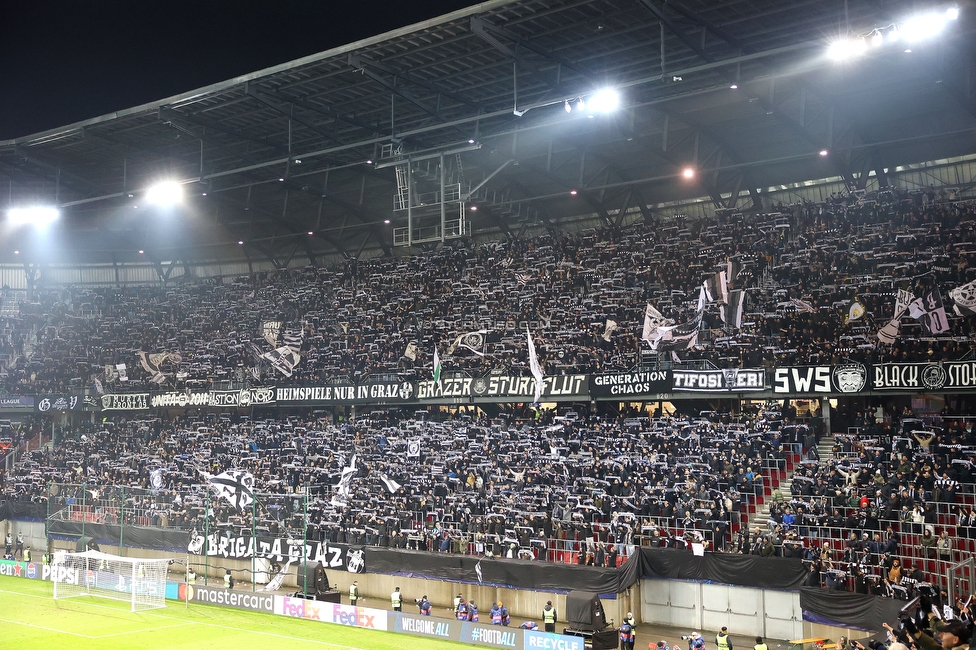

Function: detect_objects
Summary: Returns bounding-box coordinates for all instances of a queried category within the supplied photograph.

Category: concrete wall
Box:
[641,578,875,640]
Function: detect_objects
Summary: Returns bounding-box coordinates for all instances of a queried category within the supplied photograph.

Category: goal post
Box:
[52,550,169,612]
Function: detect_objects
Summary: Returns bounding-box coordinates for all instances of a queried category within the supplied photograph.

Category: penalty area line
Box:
[0,616,94,639]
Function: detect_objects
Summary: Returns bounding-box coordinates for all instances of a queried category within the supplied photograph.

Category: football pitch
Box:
[0,575,473,650]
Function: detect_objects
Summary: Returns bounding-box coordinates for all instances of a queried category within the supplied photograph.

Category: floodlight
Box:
[820,150,829,156]
[682,168,695,179]
[588,88,620,113]
[827,38,867,61]
[145,181,183,206]
[902,10,954,42]
[8,206,59,228]
[564,100,572,113]
[871,31,884,47]
[947,6,959,20]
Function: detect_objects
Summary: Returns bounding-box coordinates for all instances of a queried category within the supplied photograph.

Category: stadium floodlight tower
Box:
[52,550,169,612]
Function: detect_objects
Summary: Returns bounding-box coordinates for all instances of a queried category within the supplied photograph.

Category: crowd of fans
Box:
[737,408,976,597]
[0,409,803,562]
[0,185,973,395]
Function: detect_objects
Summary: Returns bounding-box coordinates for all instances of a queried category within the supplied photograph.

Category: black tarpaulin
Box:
[363,548,621,593]
[799,587,905,632]
[0,501,46,521]
[636,548,808,590]
[47,519,190,552]
[361,547,806,593]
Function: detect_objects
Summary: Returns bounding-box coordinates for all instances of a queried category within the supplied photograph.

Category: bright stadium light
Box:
[8,206,59,228]
[145,181,183,207]
[902,7,958,42]
[827,37,868,61]
[588,88,620,113]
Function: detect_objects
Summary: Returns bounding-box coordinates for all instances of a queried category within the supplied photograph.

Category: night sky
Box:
[0,0,476,140]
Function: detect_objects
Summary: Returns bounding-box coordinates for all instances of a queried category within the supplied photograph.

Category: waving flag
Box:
[526,327,545,404]
[641,304,673,344]
[206,470,255,511]
[950,279,976,317]
[449,330,488,356]
[379,473,402,494]
[909,289,949,334]
[331,455,358,508]
[433,347,442,383]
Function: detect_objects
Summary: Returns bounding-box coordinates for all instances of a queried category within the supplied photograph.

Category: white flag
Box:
[950,279,976,317]
[262,345,301,377]
[641,304,673,343]
[206,470,255,511]
[331,455,357,507]
[264,560,292,592]
[449,330,487,356]
[845,301,866,323]
[908,290,949,334]
[526,327,545,404]
[602,320,618,342]
[379,473,402,494]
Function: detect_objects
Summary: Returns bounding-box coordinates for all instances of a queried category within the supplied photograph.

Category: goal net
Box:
[52,550,169,611]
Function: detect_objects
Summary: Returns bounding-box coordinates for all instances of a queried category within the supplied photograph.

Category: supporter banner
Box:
[150,387,275,408]
[190,531,364,571]
[274,598,388,630]
[35,394,99,413]
[0,396,33,410]
[416,374,587,401]
[771,363,868,394]
[276,382,416,405]
[589,371,671,397]
[100,393,150,411]
[873,362,976,391]
[672,369,765,392]
[178,584,274,612]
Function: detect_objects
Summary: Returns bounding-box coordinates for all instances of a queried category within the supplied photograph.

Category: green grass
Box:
[0,575,474,650]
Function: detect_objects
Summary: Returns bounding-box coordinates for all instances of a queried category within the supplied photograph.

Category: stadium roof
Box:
[2,0,975,270]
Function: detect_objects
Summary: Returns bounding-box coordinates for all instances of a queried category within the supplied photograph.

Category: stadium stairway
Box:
[750,436,835,531]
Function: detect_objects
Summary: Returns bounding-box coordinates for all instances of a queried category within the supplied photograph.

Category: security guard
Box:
[224,569,234,589]
[349,580,359,605]
[543,600,557,633]
[623,611,636,628]
[391,586,403,611]
[453,593,463,617]
[23,546,31,562]
[754,637,768,650]
[716,627,732,650]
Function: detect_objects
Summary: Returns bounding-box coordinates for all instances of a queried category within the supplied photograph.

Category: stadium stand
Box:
[1,184,976,605]
[0,186,973,396]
